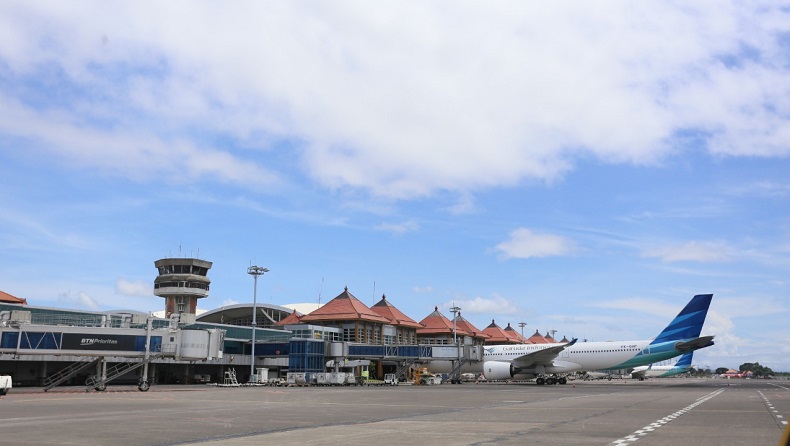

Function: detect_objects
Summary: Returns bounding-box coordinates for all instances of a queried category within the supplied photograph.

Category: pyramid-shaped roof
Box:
[453,313,489,340]
[299,287,391,324]
[527,329,550,344]
[544,331,557,343]
[274,310,303,326]
[371,295,423,328]
[504,323,528,343]
[482,320,513,343]
[417,307,473,336]
[0,290,27,305]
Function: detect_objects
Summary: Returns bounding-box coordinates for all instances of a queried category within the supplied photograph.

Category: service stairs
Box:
[393,359,419,381]
[43,358,101,391]
[447,359,472,381]
[85,355,161,391]
[219,368,240,387]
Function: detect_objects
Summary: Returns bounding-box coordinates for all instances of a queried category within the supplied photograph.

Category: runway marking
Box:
[758,390,788,427]
[610,388,724,445]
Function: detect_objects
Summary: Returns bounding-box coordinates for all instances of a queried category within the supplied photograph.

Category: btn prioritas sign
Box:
[61,333,138,351]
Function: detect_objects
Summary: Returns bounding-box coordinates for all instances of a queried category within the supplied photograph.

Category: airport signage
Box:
[62,333,137,351]
[431,346,461,358]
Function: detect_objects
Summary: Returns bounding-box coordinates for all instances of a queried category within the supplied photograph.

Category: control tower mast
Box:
[154,257,212,319]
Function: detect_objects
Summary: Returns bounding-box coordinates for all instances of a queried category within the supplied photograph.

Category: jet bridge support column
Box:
[93,357,107,392]
[138,317,153,392]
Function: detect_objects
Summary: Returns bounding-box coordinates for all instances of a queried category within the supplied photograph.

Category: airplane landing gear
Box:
[535,374,569,385]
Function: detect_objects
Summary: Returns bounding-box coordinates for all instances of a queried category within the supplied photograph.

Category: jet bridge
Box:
[0,311,224,391]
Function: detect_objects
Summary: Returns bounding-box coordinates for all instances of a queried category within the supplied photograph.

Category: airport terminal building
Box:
[0,257,552,390]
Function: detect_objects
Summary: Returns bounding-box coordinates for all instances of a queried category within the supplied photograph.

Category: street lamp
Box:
[247,265,269,383]
[518,322,527,343]
[450,305,461,345]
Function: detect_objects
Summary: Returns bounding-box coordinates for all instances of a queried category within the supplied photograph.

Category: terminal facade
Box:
[0,257,561,389]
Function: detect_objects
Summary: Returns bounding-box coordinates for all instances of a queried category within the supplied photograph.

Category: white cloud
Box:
[448,294,520,316]
[115,279,152,297]
[375,220,419,234]
[494,228,576,259]
[641,241,733,263]
[57,290,100,310]
[1,3,787,199]
[591,297,684,319]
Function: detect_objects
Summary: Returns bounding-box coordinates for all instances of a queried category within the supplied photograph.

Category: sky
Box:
[1,1,789,372]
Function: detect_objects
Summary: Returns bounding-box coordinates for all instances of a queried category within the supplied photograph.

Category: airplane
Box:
[629,351,694,380]
[433,294,714,385]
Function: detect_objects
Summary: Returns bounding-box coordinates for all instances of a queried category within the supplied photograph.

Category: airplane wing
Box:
[512,338,577,368]
[675,335,715,352]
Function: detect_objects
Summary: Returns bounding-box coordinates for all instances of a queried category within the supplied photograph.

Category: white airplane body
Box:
[432,294,714,385]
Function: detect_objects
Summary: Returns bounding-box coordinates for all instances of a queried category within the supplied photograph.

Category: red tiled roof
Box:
[543,331,557,343]
[417,307,473,336]
[0,290,27,305]
[504,323,529,343]
[454,313,489,340]
[482,320,521,344]
[299,287,391,324]
[527,329,550,344]
[274,310,302,326]
[371,295,423,328]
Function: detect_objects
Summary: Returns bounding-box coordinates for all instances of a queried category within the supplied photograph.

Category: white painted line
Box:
[610,389,725,445]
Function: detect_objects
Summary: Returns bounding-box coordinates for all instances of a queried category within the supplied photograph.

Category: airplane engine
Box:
[483,361,516,380]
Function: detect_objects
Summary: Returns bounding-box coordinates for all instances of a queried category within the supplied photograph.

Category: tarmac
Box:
[1,378,788,446]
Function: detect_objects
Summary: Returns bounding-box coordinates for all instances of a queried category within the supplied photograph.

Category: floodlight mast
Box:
[450,305,461,345]
[519,322,527,343]
[247,265,269,383]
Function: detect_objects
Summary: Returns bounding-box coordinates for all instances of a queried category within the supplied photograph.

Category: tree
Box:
[740,362,774,377]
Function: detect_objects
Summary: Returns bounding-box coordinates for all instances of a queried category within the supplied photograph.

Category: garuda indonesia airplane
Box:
[466,294,714,385]
[629,351,695,380]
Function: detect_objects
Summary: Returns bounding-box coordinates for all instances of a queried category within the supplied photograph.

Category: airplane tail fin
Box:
[675,352,694,367]
[649,294,713,346]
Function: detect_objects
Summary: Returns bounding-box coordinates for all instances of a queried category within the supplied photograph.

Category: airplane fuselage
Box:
[431,338,701,377]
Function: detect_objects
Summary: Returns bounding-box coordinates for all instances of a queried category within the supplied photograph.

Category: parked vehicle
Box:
[383,373,399,386]
[0,375,12,396]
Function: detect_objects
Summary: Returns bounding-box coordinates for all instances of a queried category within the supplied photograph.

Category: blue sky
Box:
[1,2,789,371]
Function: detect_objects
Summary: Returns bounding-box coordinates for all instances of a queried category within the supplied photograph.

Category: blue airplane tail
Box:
[674,352,694,367]
[649,294,713,346]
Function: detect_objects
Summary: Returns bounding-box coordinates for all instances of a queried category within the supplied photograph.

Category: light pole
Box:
[518,322,527,343]
[247,265,269,383]
[549,329,557,343]
[450,305,461,345]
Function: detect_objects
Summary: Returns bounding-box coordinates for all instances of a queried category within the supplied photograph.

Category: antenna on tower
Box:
[318,277,324,306]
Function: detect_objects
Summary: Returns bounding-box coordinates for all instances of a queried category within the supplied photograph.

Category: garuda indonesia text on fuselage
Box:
[437,294,714,385]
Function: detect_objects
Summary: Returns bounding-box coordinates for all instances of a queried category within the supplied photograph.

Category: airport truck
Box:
[0,375,11,396]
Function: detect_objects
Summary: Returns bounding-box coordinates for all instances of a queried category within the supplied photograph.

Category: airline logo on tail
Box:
[649,294,712,345]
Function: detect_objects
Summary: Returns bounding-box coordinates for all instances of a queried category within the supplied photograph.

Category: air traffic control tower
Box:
[154,257,212,320]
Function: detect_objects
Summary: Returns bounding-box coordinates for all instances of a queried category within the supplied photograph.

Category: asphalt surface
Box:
[1,378,787,446]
